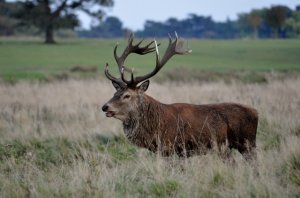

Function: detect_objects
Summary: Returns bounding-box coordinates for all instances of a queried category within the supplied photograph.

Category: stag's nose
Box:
[102,104,109,112]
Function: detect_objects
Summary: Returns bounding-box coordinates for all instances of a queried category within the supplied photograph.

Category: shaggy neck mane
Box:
[123,94,164,149]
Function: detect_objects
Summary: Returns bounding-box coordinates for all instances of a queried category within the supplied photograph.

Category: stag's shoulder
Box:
[203,102,258,118]
[166,102,257,117]
[224,102,258,115]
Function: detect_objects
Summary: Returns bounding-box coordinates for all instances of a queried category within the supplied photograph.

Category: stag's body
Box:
[102,33,258,158]
[122,94,258,157]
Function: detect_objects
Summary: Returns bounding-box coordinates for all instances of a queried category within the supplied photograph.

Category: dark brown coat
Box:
[122,94,258,158]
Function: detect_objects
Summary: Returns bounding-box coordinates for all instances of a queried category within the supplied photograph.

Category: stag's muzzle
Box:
[102,104,115,117]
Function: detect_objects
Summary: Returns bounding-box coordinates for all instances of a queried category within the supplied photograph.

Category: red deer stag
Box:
[102,33,258,159]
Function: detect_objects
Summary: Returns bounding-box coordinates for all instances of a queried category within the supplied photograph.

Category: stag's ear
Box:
[112,81,124,91]
[138,80,150,93]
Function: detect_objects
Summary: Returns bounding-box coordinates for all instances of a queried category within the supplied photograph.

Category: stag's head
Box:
[102,33,191,121]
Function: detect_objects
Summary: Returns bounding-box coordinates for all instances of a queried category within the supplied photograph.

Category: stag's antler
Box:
[105,32,191,87]
[133,32,192,85]
[105,33,157,86]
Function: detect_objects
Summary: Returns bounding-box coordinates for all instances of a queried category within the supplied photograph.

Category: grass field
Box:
[0,78,299,197]
[1,38,300,82]
[0,38,300,197]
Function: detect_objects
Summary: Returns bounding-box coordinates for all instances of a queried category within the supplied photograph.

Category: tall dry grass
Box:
[0,77,299,197]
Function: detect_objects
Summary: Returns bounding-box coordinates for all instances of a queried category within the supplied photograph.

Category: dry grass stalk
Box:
[0,77,299,197]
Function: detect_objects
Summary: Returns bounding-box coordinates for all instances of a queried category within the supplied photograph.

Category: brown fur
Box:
[102,85,258,158]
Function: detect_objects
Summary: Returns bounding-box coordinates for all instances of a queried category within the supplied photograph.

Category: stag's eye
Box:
[123,94,131,99]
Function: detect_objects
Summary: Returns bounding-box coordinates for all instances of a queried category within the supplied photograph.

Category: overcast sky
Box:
[80,0,300,30]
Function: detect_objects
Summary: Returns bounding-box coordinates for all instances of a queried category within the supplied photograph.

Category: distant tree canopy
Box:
[0,0,113,43]
[136,14,239,39]
[78,16,125,38]
[284,7,300,37]
[1,2,300,39]
[135,5,298,39]
[265,5,292,37]
[0,0,21,36]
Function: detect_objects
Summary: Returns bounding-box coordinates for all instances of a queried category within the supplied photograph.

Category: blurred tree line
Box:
[78,16,129,38]
[134,5,300,39]
[79,4,300,39]
[1,0,300,42]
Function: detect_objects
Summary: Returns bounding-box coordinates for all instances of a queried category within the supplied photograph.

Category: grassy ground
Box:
[0,77,299,197]
[1,38,300,82]
[1,38,299,197]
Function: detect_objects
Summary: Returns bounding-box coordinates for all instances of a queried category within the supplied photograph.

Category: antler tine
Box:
[133,33,191,85]
[120,66,134,85]
[135,39,144,46]
[113,43,122,73]
[113,33,159,85]
[160,33,191,66]
[114,33,159,64]
[104,63,125,86]
[131,39,160,55]
[114,33,134,74]
[133,40,160,84]
[110,33,190,87]
[126,33,134,49]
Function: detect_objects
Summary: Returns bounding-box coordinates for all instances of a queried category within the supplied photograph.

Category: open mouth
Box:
[105,111,115,117]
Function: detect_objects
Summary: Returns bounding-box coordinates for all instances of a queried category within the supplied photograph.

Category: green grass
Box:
[0,135,136,169]
[1,38,300,81]
[0,77,299,197]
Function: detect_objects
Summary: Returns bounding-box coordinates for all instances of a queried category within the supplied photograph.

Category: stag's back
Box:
[139,101,258,157]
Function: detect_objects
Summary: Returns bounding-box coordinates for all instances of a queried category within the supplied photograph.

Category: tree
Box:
[104,16,123,37]
[0,0,21,36]
[237,13,252,37]
[16,0,113,43]
[284,8,300,37]
[138,20,167,37]
[78,16,124,38]
[216,18,238,39]
[265,5,291,38]
[248,10,263,38]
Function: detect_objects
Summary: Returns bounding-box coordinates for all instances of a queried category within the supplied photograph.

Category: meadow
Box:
[0,38,300,197]
[0,78,299,197]
[0,38,300,82]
